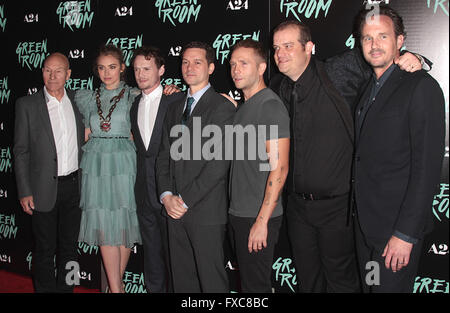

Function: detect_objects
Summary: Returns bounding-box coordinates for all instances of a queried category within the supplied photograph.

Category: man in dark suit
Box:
[130,46,184,293]
[156,41,235,292]
[13,53,84,292]
[353,5,445,292]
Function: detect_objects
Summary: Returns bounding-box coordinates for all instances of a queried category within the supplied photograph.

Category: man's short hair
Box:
[354,4,406,40]
[182,41,215,65]
[132,46,165,69]
[273,20,312,46]
[230,39,267,63]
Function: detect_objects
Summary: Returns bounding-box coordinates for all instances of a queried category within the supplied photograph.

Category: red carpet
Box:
[0,270,100,293]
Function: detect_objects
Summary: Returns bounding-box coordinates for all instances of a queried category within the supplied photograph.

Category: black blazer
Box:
[130,91,185,210]
[353,67,445,241]
[156,87,236,225]
[13,88,84,212]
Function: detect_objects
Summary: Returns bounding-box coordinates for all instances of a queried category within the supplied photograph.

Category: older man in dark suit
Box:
[353,5,445,292]
[156,41,235,292]
[130,46,184,293]
[13,53,84,292]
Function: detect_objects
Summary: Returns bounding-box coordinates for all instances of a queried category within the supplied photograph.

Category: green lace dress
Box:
[75,81,141,248]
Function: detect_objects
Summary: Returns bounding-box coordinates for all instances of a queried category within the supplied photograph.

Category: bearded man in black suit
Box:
[352,5,445,292]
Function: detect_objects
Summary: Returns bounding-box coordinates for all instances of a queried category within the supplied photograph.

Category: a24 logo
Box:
[115,6,133,17]
[227,0,248,10]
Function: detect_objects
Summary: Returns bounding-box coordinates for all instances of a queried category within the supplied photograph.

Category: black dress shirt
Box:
[279,58,353,197]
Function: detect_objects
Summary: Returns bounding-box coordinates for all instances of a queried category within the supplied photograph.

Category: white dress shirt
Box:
[44,87,78,176]
[137,84,163,150]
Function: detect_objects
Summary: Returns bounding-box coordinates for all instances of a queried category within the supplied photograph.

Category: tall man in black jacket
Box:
[130,46,184,292]
[353,5,445,292]
[270,20,424,292]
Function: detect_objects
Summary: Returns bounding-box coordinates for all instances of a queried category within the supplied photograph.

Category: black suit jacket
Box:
[13,88,84,212]
[130,91,185,211]
[353,67,445,241]
[156,87,236,225]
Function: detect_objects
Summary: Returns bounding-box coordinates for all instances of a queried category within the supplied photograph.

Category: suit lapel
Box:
[354,79,372,144]
[186,87,213,127]
[358,67,404,141]
[175,94,187,126]
[147,95,169,155]
[36,89,57,152]
[130,93,146,151]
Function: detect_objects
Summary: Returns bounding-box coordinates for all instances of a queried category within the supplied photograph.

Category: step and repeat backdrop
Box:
[0,0,448,293]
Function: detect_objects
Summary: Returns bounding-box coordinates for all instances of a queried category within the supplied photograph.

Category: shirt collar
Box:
[43,87,68,103]
[373,63,397,85]
[187,83,211,103]
[295,57,316,88]
[141,84,163,101]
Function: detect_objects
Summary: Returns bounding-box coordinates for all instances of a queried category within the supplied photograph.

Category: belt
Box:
[58,170,78,181]
[91,136,129,139]
[298,192,347,201]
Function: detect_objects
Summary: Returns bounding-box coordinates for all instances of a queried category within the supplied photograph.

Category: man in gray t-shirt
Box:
[229,89,290,218]
[227,39,290,292]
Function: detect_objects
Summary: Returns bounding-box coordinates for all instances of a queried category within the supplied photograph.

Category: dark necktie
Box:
[182,96,195,125]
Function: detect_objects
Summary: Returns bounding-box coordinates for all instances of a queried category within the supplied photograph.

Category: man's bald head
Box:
[43,52,70,70]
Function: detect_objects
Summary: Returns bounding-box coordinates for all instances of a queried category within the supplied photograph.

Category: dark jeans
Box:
[286,193,360,293]
[31,174,81,293]
[228,214,282,293]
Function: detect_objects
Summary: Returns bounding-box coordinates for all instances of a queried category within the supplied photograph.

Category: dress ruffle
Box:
[80,138,136,176]
[78,206,141,248]
[75,89,94,128]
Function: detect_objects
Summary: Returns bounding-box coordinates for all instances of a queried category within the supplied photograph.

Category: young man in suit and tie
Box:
[130,46,184,293]
[353,5,445,292]
[13,53,85,292]
[156,41,236,292]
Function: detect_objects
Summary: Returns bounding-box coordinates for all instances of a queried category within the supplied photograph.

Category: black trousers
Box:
[228,214,282,293]
[136,194,171,293]
[167,219,229,292]
[31,174,81,293]
[286,193,360,293]
[354,214,423,293]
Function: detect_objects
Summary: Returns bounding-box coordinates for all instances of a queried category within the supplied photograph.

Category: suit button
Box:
[356,156,360,162]
[53,176,57,179]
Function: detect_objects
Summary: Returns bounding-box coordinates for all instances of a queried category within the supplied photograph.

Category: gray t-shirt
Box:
[229,88,290,218]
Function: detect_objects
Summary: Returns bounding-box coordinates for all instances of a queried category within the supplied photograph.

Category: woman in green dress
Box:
[76,45,141,293]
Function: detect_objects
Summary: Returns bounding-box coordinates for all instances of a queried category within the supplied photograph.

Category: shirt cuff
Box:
[160,191,189,209]
[160,191,173,204]
[393,230,418,244]
[179,194,189,209]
